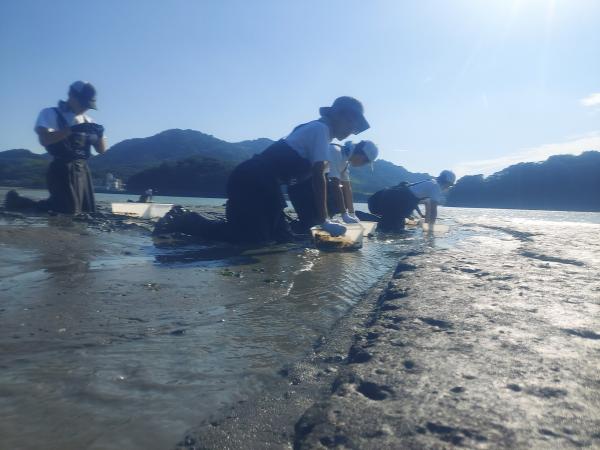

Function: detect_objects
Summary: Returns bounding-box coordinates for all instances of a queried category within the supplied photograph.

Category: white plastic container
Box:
[311,223,364,250]
[111,202,174,219]
[360,221,378,235]
[421,222,450,234]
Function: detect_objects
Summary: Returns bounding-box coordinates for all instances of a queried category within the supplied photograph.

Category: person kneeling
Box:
[365,170,456,232]
[327,140,378,223]
[5,81,107,214]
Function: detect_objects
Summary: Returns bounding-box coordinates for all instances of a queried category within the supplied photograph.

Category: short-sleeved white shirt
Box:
[34,104,93,132]
[284,120,331,164]
[409,179,444,204]
[327,144,351,182]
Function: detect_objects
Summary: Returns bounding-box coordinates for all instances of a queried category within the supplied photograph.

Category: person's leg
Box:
[78,161,96,213]
[376,188,411,233]
[47,160,76,213]
[270,210,296,243]
[287,178,320,231]
[327,178,345,217]
[378,213,406,232]
[226,160,284,244]
[354,210,381,222]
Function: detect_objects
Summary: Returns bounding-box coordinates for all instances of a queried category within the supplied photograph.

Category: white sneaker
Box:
[342,212,359,223]
[321,220,347,237]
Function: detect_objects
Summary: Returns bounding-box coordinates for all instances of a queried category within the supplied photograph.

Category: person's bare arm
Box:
[93,137,107,154]
[36,127,71,147]
[424,200,438,225]
[312,162,328,223]
[341,180,354,214]
[414,205,425,218]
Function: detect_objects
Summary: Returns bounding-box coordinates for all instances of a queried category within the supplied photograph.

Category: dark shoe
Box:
[289,219,312,235]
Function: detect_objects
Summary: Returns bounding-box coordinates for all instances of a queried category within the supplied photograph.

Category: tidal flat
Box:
[1,194,599,449]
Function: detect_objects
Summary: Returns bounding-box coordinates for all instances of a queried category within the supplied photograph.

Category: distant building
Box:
[105,173,125,191]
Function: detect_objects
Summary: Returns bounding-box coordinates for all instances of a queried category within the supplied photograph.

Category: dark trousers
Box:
[226,158,290,243]
[288,177,341,232]
[367,186,419,232]
[47,159,96,214]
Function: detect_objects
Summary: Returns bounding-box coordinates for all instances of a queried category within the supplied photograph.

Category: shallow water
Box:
[1,189,599,450]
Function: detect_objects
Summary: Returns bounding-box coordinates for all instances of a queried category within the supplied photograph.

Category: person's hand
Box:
[321,219,346,237]
[71,123,104,138]
[341,212,359,223]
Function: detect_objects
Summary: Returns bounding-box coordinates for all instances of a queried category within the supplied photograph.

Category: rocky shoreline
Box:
[179,222,600,449]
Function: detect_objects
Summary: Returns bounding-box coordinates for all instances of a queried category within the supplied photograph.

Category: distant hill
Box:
[4,137,598,210]
[88,129,272,180]
[447,151,600,211]
[1,129,429,198]
[0,149,49,188]
[351,160,430,200]
[126,155,235,197]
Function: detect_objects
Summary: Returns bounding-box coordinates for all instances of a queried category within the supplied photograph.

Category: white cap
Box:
[354,140,378,162]
[438,170,456,185]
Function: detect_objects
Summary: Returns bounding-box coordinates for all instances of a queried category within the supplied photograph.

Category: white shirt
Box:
[284,120,331,164]
[327,144,351,182]
[35,104,93,132]
[408,179,444,204]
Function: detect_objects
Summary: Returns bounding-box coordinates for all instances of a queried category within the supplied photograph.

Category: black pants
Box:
[47,159,96,214]
[288,177,341,232]
[367,186,419,232]
[226,157,291,243]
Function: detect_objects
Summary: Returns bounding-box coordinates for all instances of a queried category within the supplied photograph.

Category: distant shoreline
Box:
[3,186,600,213]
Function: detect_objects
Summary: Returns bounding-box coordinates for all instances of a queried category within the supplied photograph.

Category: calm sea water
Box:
[1,188,599,449]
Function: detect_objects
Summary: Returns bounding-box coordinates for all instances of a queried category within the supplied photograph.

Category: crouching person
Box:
[365,170,456,232]
[228,96,370,243]
[327,140,378,223]
[5,81,107,214]
[286,97,371,234]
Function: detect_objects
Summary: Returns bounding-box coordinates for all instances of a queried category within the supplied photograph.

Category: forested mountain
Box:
[124,156,430,198]
[126,156,235,197]
[0,149,49,188]
[447,151,600,211]
[88,129,272,180]
[4,134,598,210]
[1,129,429,198]
[351,160,430,199]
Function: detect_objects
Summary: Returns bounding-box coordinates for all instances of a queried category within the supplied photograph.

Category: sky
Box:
[1,0,599,176]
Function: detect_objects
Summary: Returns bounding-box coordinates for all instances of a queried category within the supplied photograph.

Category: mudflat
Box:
[1,202,599,449]
[0,202,403,450]
[183,216,600,449]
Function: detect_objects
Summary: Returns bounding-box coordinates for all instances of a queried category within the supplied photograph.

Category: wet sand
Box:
[182,217,600,449]
[2,194,599,449]
[0,196,412,450]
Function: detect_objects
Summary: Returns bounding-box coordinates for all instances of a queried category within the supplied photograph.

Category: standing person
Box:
[327,140,378,223]
[5,81,107,214]
[226,96,370,243]
[364,170,456,232]
[138,188,153,203]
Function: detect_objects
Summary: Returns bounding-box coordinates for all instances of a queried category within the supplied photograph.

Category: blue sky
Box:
[1,0,599,176]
